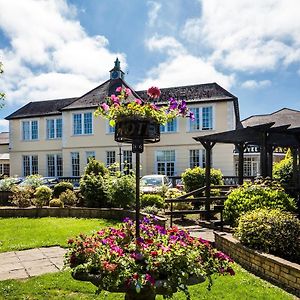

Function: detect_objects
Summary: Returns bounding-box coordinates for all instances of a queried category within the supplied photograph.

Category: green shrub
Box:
[80,174,111,208]
[53,181,74,198]
[59,189,77,206]
[33,185,52,207]
[273,149,293,186]
[0,177,19,191]
[141,205,159,215]
[235,208,300,263]
[84,159,108,176]
[165,188,193,210]
[21,175,43,189]
[49,198,64,208]
[110,175,135,208]
[223,179,297,226]
[181,167,223,193]
[10,186,33,208]
[141,194,164,208]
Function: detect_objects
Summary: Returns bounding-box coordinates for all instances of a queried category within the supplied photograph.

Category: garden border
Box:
[214,232,300,297]
[0,207,167,227]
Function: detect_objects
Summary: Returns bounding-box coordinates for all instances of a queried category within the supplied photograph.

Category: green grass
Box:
[0,217,119,252]
[0,265,296,300]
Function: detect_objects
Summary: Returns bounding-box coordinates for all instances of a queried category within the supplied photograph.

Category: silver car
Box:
[140,175,172,194]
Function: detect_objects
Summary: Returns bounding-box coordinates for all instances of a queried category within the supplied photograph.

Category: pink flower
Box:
[150,103,158,110]
[145,273,155,285]
[125,88,132,96]
[116,86,122,92]
[110,94,119,103]
[135,98,142,105]
[147,86,161,98]
[101,103,109,111]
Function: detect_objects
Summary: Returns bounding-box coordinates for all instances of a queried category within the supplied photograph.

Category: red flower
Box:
[150,251,158,257]
[147,86,161,98]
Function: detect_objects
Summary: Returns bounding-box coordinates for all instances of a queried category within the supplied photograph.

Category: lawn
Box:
[0,265,296,300]
[0,217,119,252]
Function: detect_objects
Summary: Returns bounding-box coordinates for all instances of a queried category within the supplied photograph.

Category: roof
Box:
[0,132,9,144]
[62,78,141,111]
[6,97,77,120]
[137,82,237,103]
[5,80,239,120]
[242,108,300,129]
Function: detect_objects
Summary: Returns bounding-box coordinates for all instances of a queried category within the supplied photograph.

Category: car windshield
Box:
[141,177,163,187]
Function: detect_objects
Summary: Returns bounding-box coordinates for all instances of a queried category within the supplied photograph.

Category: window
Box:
[106,151,116,167]
[189,106,213,131]
[73,112,93,135]
[123,150,133,170]
[156,150,175,176]
[0,164,9,176]
[22,120,38,140]
[47,154,63,177]
[160,119,177,133]
[235,156,259,177]
[189,149,206,168]
[71,152,80,176]
[86,151,96,163]
[46,118,62,139]
[23,155,38,176]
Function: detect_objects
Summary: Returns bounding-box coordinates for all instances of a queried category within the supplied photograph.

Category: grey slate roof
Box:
[5,97,77,120]
[5,79,239,122]
[62,78,141,111]
[242,108,300,129]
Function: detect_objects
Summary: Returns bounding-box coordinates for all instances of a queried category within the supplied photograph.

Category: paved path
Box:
[0,246,67,281]
[0,228,215,281]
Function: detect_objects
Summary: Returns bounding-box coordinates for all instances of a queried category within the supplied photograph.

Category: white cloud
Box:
[0,119,8,132]
[146,35,186,56]
[241,80,271,89]
[137,35,234,90]
[182,0,300,71]
[0,0,126,105]
[147,1,161,27]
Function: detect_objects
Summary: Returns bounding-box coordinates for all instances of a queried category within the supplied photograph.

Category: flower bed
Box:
[65,217,235,300]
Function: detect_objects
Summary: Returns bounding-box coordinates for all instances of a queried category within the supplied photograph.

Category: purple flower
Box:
[178,100,187,114]
[189,111,195,121]
[169,98,178,110]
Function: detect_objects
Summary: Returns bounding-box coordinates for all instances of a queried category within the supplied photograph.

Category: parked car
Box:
[175,179,184,190]
[140,174,172,194]
[19,177,59,189]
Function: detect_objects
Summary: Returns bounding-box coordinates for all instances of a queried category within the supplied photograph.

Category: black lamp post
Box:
[115,116,160,239]
[117,142,122,172]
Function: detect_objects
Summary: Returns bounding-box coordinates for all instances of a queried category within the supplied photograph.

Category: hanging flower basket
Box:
[65,217,235,300]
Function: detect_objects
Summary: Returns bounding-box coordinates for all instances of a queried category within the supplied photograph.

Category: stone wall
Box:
[214,232,300,297]
[0,207,167,227]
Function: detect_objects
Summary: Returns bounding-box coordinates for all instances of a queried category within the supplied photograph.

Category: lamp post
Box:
[117,142,122,172]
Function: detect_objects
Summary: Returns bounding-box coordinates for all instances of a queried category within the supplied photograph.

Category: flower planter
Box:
[72,271,205,300]
[114,116,160,145]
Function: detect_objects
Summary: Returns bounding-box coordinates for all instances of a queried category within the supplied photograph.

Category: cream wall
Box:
[9,100,236,177]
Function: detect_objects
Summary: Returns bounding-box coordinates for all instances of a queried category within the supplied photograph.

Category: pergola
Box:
[193,120,300,219]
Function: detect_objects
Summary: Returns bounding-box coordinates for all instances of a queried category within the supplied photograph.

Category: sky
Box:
[0,0,300,132]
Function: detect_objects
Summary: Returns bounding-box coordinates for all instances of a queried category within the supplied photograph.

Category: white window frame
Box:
[160,119,178,133]
[23,155,38,176]
[86,151,96,163]
[47,154,63,177]
[72,112,93,135]
[21,120,39,141]
[155,150,176,176]
[0,164,10,176]
[71,152,80,176]
[122,150,133,170]
[189,149,206,169]
[106,151,116,167]
[46,118,62,140]
[188,105,214,132]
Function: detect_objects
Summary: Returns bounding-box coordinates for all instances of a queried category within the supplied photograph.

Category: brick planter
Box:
[214,232,300,297]
[0,207,167,227]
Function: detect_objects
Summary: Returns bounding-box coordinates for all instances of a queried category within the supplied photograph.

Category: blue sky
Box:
[0,0,300,132]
